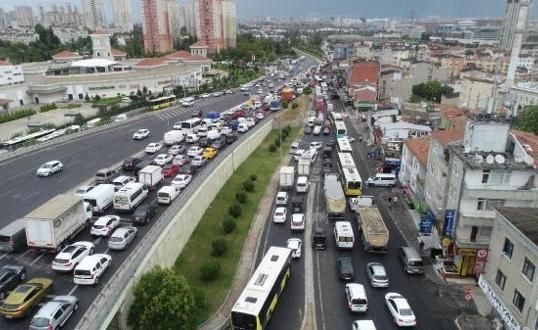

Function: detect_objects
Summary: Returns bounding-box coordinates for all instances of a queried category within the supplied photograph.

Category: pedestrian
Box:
[388,196,392,205]
[393,195,399,207]
[419,241,425,255]
[359,135,363,142]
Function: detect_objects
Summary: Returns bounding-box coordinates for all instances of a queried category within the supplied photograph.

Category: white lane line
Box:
[315,250,326,330]
[20,249,33,257]
[0,253,7,262]
[30,252,47,266]
[68,285,79,296]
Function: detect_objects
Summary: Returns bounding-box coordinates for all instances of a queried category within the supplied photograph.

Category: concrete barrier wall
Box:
[76,117,273,330]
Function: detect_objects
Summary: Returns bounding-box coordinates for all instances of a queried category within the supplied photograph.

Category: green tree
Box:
[515,106,538,135]
[128,267,197,330]
[411,80,454,102]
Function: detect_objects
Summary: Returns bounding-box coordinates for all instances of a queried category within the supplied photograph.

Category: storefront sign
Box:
[478,275,521,330]
[443,209,455,237]
[457,248,477,256]
[420,210,435,234]
[473,249,488,276]
[89,86,115,91]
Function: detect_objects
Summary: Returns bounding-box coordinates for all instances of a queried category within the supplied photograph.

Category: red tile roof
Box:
[111,48,126,56]
[165,50,209,62]
[353,88,377,102]
[91,29,109,35]
[190,41,208,48]
[430,129,464,147]
[0,60,11,65]
[512,130,538,167]
[135,57,167,67]
[404,137,431,167]
[52,50,82,60]
[349,61,379,87]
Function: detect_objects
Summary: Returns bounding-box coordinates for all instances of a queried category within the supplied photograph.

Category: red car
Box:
[163,164,180,177]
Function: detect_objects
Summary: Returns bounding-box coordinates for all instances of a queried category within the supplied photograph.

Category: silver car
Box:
[366,262,389,288]
[108,226,138,250]
[29,295,78,330]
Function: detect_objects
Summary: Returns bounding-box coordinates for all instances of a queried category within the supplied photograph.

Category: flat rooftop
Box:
[497,207,538,247]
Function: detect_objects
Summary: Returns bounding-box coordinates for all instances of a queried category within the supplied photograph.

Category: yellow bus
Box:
[340,166,362,196]
[231,246,292,330]
[148,95,176,111]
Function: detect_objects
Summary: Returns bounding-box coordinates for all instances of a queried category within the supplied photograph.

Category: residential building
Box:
[82,0,105,30]
[190,41,208,57]
[195,0,236,54]
[39,4,82,28]
[90,29,112,59]
[459,74,497,113]
[500,0,533,50]
[480,207,538,330]
[0,8,7,31]
[332,43,354,61]
[111,0,133,33]
[353,42,374,60]
[15,6,34,28]
[510,82,538,107]
[399,136,431,209]
[141,0,174,54]
[347,60,379,110]
[222,0,237,48]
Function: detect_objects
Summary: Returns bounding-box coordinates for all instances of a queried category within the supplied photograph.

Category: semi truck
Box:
[355,197,389,253]
[324,174,346,219]
[279,166,295,190]
[24,194,92,252]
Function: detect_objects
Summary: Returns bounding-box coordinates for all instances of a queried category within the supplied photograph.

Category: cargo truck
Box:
[355,197,389,253]
[279,166,295,190]
[163,130,184,145]
[324,174,346,219]
[297,158,310,176]
[138,165,164,189]
[24,194,92,252]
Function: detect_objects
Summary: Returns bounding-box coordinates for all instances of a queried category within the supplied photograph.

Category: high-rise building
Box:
[141,0,174,54]
[15,6,35,28]
[500,0,533,50]
[112,0,133,33]
[195,0,236,54]
[0,8,8,32]
[39,4,82,28]
[82,0,105,30]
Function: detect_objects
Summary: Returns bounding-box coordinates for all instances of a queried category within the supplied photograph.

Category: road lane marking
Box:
[20,249,33,257]
[30,252,47,266]
[68,285,79,296]
[0,253,6,262]
[303,180,318,330]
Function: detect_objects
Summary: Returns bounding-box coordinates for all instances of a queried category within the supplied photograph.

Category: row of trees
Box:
[213,33,296,64]
[410,80,455,102]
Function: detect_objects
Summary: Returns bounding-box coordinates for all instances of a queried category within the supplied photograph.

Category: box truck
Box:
[279,166,295,189]
[138,165,164,189]
[163,130,184,145]
[324,174,346,219]
[297,158,310,176]
[355,197,389,253]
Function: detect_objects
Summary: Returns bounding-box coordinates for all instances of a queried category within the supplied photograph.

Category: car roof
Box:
[77,254,109,268]
[277,191,287,197]
[275,207,287,212]
[387,293,409,308]
[346,283,366,296]
[369,263,386,275]
[287,239,301,248]
[95,215,115,224]
[111,227,134,237]
[34,300,62,317]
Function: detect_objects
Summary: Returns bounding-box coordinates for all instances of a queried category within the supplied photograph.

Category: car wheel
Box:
[0,292,4,300]
[403,265,407,273]
[20,272,26,281]
[74,302,79,311]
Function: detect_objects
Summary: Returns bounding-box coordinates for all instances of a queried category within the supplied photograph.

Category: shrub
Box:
[199,261,221,282]
[292,102,299,109]
[250,174,257,182]
[222,218,237,234]
[282,101,289,109]
[274,139,281,147]
[269,144,277,152]
[243,180,255,192]
[0,109,36,124]
[228,203,242,218]
[236,192,248,204]
[211,239,228,257]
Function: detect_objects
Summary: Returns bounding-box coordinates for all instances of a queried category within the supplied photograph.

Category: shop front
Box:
[454,246,489,277]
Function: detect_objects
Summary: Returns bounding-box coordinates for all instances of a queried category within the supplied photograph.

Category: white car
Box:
[36,160,63,176]
[132,128,150,140]
[309,141,323,151]
[74,185,94,197]
[385,293,417,327]
[185,133,200,143]
[108,226,138,250]
[171,174,192,189]
[197,127,208,137]
[201,93,210,98]
[255,112,265,120]
[366,262,389,288]
[352,320,376,330]
[145,142,163,154]
[112,175,135,191]
[273,207,287,223]
[91,215,121,237]
[173,154,189,166]
[291,213,305,231]
[191,155,207,167]
[276,191,288,205]
[74,254,111,285]
[286,238,302,259]
[168,144,185,156]
[213,91,223,97]
[221,126,232,135]
[154,153,173,166]
[52,241,94,272]
[187,146,204,157]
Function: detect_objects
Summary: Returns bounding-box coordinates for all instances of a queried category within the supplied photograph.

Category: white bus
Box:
[334,121,347,138]
[180,118,202,135]
[113,182,148,212]
[330,112,343,125]
[231,246,292,330]
[336,137,352,154]
[334,221,355,249]
[340,167,362,196]
[337,152,356,170]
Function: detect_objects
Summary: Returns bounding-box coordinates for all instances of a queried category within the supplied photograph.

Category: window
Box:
[452,160,459,175]
[482,169,490,184]
[486,199,504,210]
[512,290,525,312]
[522,258,535,282]
[448,185,456,201]
[477,198,486,210]
[503,238,514,259]
[495,270,506,290]
[470,226,478,242]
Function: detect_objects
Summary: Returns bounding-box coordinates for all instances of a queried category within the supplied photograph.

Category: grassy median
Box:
[174,127,299,325]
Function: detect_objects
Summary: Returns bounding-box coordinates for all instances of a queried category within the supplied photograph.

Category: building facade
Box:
[459,75,496,113]
[141,0,174,54]
[90,30,112,59]
[15,6,34,28]
[500,0,533,50]
[195,0,236,54]
[111,0,133,33]
[82,0,105,30]
[399,137,431,209]
[481,207,538,330]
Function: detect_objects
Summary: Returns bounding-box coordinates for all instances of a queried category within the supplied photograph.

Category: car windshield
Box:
[41,164,51,169]
[31,317,51,327]
[93,225,104,229]
[74,269,91,276]
[109,237,123,243]
[409,260,424,267]
[374,274,387,280]
[399,308,414,316]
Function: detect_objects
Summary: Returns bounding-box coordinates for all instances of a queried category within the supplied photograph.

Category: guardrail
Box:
[75,113,274,330]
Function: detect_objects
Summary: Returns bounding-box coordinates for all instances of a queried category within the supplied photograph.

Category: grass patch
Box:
[59,103,82,109]
[91,96,121,106]
[280,95,311,123]
[39,103,58,113]
[174,127,299,325]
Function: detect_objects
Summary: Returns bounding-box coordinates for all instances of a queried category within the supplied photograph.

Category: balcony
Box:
[463,182,538,201]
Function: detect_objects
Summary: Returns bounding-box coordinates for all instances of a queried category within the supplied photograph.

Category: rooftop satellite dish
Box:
[486,155,495,165]
[475,154,484,164]
[495,154,505,164]
[525,155,534,166]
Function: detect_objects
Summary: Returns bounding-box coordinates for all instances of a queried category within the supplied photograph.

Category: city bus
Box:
[329,112,343,126]
[148,95,176,111]
[340,166,362,196]
[334,121,347,138]
[179,118,202,135]
[231,246,292,330]
[337,152,357,170]
[336,137,352,154]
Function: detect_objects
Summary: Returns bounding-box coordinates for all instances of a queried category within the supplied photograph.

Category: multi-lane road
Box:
[260,92,468,330]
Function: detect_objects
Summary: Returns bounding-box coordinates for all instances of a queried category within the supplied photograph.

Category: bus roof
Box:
[232,246,292,315]
[342,167,362,181]
[337,137,352,152]
[335,221,353,234]
[337,152,356,169]
[148,94,176,103]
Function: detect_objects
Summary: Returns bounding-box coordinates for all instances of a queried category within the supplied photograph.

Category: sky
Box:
[0,0,533,22]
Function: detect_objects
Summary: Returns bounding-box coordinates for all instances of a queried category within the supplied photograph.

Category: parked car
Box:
[122,157,141,171]
[132,128,150,140]
[366,262,389,288]
[286,238,302,259]
[172,154,189,166]
[108,226,138,250]
[385,292,416,327]
[29,295,78,330]
[153,153,173,166]
[52,242,94,272]
[132,200,157,225]
[168,144,185,156]
[171,174,192,189]
[187,146,204,157]
[0,278,53,319]
[202,147,218,159]
[291,213,305,231]
[36,160,63,177]
[200,93,210,98]
[73,254,111,285]
[0,265,26,300]
[162,164,180,177]
[91,215,120,236]
[272,207,287,223]
[337,257,354,281]
[145,143,163,154]
[112,175,135,191]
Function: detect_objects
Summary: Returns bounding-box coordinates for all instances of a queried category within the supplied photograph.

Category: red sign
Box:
[473,249,488,276]
[465,287,473,296]
[465,293,472,302]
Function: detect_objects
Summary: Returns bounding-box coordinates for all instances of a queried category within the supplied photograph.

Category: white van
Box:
[74,254,112,285]
[197,126,208,137]
[290,141,300,154]
[207,129,221,140]
[334,221,355,249]
[345,283,368,313]
[238,123,249,133]
[367,173,397,187]
[296,176,309,193]
[113,182,148,212]
[246,118,256,128]
[163,130,184,145]
[83,184,115,214]
[157,186,180,205]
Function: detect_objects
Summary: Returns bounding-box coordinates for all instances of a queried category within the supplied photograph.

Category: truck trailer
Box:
[324,174,346,219]
[355,197,389,253]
